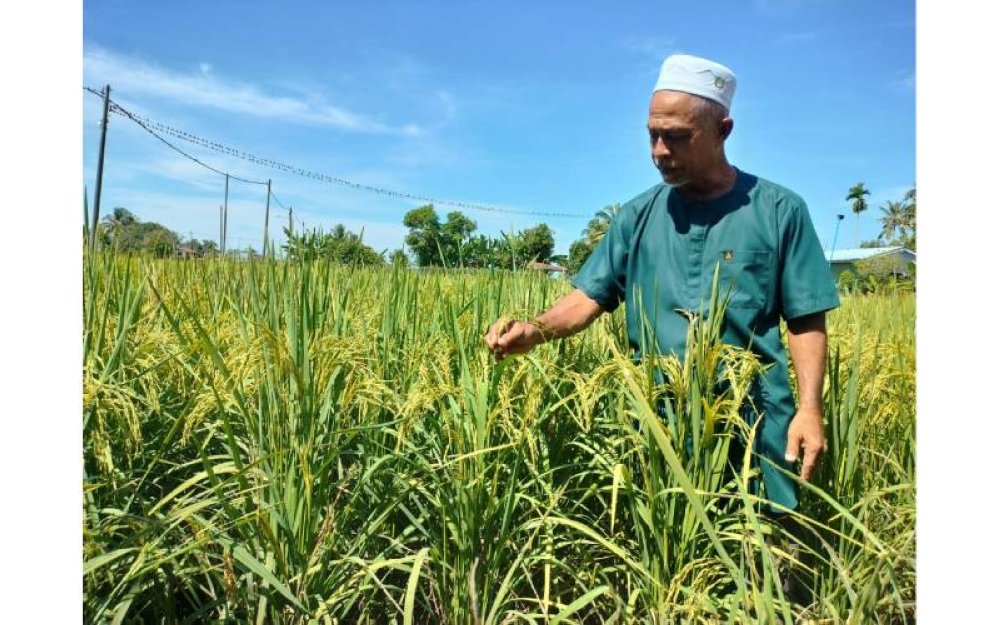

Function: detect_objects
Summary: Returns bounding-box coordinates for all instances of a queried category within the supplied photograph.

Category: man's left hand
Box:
[785,408,827,481]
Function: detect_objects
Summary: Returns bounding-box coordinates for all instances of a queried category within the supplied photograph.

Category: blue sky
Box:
[82,0,914,257]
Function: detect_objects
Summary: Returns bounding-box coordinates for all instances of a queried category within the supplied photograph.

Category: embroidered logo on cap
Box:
[713,75,726,90]
[722,250,734,261]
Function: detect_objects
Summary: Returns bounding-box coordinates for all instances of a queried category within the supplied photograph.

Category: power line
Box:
[84,86,590,219]
[85,86,267,186]
[267,188,287,210]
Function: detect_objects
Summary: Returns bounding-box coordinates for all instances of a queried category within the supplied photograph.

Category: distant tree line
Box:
[87,182,916,277]
[95,207,198,257]
[92,207,250,257]
[282,224,388,266]
[402,204,554,269]
[88,199,660,273]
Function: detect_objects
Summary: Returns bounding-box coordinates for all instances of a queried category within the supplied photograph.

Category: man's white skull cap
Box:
[654,54,736,113]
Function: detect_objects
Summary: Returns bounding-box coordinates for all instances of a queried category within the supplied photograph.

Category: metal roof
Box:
[526,262,566,272]
[824,246,915,263]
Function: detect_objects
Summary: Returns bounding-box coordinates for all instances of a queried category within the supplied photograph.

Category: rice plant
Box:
[83,251,915,623]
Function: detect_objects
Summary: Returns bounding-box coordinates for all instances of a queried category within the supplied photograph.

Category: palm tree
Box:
[582,203,622,248]
[878,200,907,243]
[901,187,916,248]
[101,207,138,247]
[103,207,136,228]
[845,183,871,247]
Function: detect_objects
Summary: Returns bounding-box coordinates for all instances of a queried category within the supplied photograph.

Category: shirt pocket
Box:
[716,249,772,309]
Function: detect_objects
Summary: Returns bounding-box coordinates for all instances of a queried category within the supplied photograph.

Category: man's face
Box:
[647,91,726,187]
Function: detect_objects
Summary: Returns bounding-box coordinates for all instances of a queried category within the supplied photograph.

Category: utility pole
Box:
[288,206,293,237]
[222,174,230,255]
[90,84,111,251]
[828,214,845,266]
[263,179,271,253]
[219,204,224,254]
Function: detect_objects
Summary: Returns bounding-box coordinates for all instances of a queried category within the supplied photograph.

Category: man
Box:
[483,54,839,514]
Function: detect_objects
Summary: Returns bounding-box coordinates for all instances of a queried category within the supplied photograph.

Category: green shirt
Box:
[571,168,839,510]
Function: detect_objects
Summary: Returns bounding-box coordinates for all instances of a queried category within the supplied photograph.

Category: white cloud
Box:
[83,45,423,134]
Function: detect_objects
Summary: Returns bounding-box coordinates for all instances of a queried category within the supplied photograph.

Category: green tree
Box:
[565,204,622,274]
[877,200,907,243]
[462,234,503,269]
[103,206,137,230]
[853,252,912,294]
[390,249,409,268]
[329,237,384,265]
[100,207,138,248]
[901,187,916,250]
[97,215,180,257]
[518,224,555,264]
[442,211,477,267]
[567,239,593,274]
[870,188,916,251]
[845,183,871,247]
[145,227,179,258]
[282,226,324,261]
[403,205,444,266]
[584,204,621,248]
[401,205,557,269]
[283,225,385,266]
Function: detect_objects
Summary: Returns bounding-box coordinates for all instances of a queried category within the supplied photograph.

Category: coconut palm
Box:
[845,183,871,246]
[582,203,622,248]
[878,200,907,243]
[102,207,137,229]
[901,187,916,248]
[100,207,138,248]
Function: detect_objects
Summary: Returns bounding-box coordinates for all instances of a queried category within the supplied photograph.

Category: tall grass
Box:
[83,252,915,623]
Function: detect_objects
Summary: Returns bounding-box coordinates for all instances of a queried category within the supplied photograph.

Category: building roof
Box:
[526,262,566,272]
[824,246,916,263]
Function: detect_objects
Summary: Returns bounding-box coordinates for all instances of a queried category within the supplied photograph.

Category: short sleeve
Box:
[777,199,840,320]
[570,210,633,313]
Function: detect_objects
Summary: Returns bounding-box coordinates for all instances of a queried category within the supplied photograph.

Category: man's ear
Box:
[719,118,734,141]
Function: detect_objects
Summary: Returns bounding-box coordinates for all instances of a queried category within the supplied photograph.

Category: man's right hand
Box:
[483,318,543,361]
